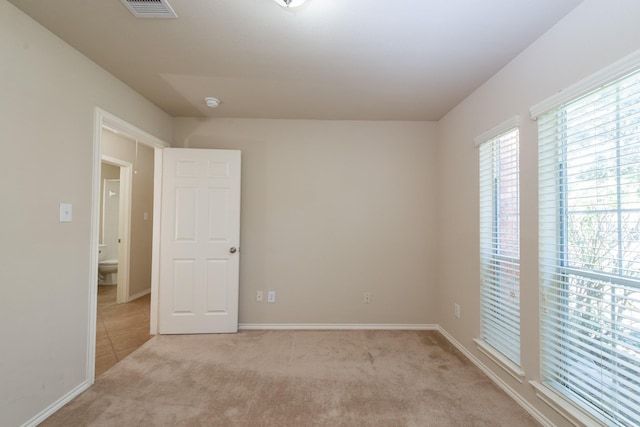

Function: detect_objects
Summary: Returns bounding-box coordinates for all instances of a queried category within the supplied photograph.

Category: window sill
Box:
[529,381,606,426]
[474,338,525,383]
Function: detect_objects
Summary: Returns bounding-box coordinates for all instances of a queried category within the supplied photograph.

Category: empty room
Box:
[2,0,640,426]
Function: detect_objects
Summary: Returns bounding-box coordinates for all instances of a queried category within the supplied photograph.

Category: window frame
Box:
[534,52,640,426]
[477,117,523,376]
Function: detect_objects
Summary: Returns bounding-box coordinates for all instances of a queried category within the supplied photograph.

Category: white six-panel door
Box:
[158,148,241,334]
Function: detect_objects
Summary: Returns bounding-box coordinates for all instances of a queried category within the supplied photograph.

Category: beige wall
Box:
[0,1,171,425]
[174,118,438,325]
[436,1,640,425]
[102,131,155,298]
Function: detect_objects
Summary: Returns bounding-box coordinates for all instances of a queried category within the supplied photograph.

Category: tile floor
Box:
[95,285,153,377]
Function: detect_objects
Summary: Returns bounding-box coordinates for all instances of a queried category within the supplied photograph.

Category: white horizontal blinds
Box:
[479,128,521,365]
[539,68,640,426]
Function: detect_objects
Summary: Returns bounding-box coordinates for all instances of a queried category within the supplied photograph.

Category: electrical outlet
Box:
[267,291,276,303]
[256,291,263,302]
[454,303,461,319]
[364,292,371,304]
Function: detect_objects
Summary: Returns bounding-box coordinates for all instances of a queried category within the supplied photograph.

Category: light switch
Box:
[144,212,149,221]
[59,203,73,223]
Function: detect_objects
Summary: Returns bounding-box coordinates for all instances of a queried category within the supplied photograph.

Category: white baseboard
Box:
[239,323,438,331]
[21,380,91,427]
[128,288,150,302]
[530,380,603,426]
[437,327,555,427]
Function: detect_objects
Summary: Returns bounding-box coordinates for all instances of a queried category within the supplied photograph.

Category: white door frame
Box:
[89,107,169,382]
[100,156,132,305]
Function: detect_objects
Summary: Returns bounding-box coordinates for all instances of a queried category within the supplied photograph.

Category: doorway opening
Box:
[89,108,168,382]
[95,154,152,376]
[99,156,131,304]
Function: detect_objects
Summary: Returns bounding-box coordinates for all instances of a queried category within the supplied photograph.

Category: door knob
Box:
[229,247,237,254]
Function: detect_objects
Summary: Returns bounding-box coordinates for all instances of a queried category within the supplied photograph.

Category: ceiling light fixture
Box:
[274,0,307,8]
[204,97,221,108]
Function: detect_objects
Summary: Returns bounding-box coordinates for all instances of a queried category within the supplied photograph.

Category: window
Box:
[538,68,640,425]
[479,125,521,366]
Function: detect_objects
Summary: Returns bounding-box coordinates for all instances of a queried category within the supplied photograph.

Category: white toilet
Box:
[98,244,118,285]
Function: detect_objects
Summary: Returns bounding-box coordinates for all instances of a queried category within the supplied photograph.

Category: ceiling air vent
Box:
[120,0,178,18]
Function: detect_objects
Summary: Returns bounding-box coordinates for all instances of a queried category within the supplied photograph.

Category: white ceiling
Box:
[9,0,583,120]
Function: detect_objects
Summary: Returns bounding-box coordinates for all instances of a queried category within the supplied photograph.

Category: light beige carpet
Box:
[42,330,539,426]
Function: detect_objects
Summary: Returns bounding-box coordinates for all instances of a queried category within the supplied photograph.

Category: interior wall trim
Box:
[530,48,640,120]
[239,323,438,331]
[21,381,90,427]
[128,288,151,302]
[91,107,171,384]
[474,115,521,148]
[437,327,554,427]
[529,380,603,426]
